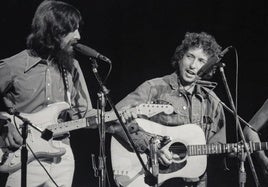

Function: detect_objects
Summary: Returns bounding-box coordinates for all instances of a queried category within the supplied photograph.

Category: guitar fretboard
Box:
[188,142,268,156]
[46,104,173,136]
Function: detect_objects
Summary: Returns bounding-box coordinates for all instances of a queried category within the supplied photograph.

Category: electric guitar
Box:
[111,118,268,187]
[0,102,174,173]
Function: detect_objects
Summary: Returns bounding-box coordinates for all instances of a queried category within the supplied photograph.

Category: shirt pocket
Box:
[13,73,45,101]
[151,94,190,125]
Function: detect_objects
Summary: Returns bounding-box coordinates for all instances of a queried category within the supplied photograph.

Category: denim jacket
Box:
[114,72,226,184]
[116,72,226,145]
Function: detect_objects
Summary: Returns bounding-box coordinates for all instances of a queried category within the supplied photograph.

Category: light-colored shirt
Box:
[0,50,93,120]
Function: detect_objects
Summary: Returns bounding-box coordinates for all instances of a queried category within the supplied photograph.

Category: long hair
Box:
[27,0,82,59]
[171,32,222,69]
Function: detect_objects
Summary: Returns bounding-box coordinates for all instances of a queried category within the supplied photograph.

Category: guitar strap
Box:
[203,99,212,141]
[60,65,72,106]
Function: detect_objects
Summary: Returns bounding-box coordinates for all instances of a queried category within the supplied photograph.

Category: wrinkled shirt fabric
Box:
[0,50,93,187]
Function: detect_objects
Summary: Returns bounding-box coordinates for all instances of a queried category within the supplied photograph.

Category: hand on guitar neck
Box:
[115,103,140,124]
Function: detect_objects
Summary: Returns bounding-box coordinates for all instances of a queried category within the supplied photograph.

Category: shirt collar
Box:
[164,72,179,90]
[24,50,42,73]
[164,72,216,96]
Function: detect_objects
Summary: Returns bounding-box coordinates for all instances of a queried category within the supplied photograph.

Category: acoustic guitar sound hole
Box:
[159,142,187,174]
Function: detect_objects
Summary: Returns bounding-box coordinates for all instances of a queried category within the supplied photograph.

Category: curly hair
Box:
[171,32,222,69]
[26,0,82,59]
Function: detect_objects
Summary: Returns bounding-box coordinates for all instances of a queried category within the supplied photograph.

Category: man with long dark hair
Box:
[0,0,94,186]
[113,32,226,187]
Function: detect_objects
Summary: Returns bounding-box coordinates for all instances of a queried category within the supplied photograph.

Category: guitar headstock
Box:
[135,104,174,118]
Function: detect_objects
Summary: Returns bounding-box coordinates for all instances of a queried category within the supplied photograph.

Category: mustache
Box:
[69,39,78,46]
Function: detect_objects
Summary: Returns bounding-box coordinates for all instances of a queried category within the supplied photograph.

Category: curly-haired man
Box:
[113,32,226,187]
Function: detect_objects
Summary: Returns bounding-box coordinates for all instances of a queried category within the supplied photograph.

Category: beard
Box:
[54,43,75,73]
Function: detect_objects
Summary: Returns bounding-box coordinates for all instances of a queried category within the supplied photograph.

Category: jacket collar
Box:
[164,72,217,96]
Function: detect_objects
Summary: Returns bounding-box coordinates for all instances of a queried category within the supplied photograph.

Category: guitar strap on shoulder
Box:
[202,98,212,141]
[60,65,72,106]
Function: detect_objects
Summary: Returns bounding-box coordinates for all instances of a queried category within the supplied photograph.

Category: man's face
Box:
[178,47,209,85]
[61,29,80,53]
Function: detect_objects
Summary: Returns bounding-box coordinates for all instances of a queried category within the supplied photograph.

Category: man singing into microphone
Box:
[0,0,97,186]
[114,32,227,187]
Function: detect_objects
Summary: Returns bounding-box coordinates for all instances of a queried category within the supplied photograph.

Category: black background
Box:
[0,0,267,186]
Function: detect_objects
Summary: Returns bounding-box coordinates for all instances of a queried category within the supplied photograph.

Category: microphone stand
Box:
[218,63,260,187]
[89,58,157,187]
[97,91,107,187]
[21,119,29,187]
[11,111,43,187]
[149,136,160,187]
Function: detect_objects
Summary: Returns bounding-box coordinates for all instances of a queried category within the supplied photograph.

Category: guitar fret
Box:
[225,144,228,153]
[202,145,206,155]
[261,142,264,151]
[260,142,264,151]
[219,144,222,153]
[228,144,232,153]
[230,144,232,153]
[254,142,257,151]
[248,142,252,153]
[187,141,268,157]
[250,142,268,152]
[188,145,192,156]
[221,144,224,153]
[224,144,229,153]
[187,140,268,157]
[189,145,192,155]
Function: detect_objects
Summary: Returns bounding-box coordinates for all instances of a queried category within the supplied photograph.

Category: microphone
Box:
[73,43,111,63]
[197,46,232,78]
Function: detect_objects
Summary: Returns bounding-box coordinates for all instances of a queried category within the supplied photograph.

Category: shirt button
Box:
[47,83,50,86]
[183,106,187,110]
[47,97,50,100]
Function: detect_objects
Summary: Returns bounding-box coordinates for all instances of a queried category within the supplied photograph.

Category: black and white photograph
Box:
[0,0,267,186]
